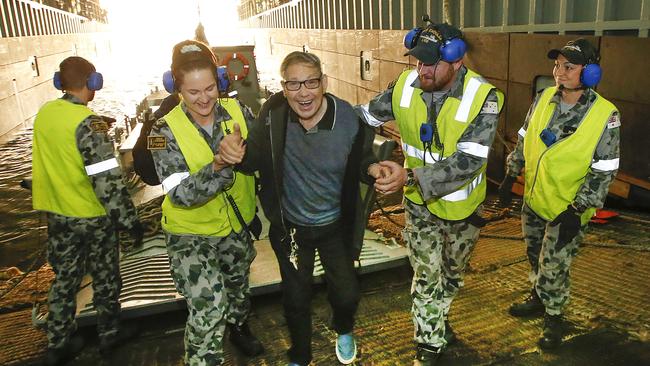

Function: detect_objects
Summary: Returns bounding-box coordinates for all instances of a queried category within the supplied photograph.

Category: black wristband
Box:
[570,202,586,214]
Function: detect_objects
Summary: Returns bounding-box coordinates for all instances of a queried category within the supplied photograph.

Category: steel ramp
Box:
[75,232,407,325]
[77,136,402,325]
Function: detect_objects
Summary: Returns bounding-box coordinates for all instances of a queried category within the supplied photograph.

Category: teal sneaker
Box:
[336,332,357,364]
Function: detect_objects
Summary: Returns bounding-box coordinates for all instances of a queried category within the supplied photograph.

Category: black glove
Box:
[550,205,581,248]
[20,179,32,191]
[127,221,145,248]
[498,175,516,207]
[467,212,487,228]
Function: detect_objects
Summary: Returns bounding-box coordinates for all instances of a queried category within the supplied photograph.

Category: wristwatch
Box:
[405,168,417,187]
[570,202,586,214]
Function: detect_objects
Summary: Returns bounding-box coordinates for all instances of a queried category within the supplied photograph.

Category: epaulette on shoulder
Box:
[153,118,168,129]
[88,115,109,134]
[386,78,398,89]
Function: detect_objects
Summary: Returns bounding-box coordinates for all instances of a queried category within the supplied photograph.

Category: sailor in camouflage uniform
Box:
[148,40,263,366]
[499,39,620,349]
[31,56,144,365]
[356,24,504,365]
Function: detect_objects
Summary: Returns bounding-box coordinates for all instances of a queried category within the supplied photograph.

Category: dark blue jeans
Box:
[269,220,360,366]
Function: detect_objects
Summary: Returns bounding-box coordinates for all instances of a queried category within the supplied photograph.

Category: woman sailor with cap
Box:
[499,38,621,349]
[147,40,264,365]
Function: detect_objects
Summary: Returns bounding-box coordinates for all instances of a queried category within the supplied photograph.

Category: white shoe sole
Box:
[335,338,357,364]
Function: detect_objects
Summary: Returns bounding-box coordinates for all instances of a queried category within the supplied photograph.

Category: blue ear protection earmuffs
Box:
[440,38,467,63]
[53,72,63,90]
[162,67,231,94]
[216,66,230,93]
[403,27,467,63]
[580,62,601,88]
[403,28,422,50]
[162,70,175,94]
[53,71,103,91]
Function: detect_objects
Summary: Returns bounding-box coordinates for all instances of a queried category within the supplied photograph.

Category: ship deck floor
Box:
[2,197,649,365]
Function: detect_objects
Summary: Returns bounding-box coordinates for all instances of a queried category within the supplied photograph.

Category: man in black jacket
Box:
[219,51,388,366]
[132,93,180,185]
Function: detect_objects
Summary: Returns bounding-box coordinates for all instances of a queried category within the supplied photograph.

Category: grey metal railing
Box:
[241,0,650,37]
[1,0,105,38]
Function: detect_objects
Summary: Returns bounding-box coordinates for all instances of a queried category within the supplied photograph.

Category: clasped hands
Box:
[214,123,246,171]
[214,122,408,196]
[368,160,410,195]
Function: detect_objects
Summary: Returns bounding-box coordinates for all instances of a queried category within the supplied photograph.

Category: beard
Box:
[419,67,454,92]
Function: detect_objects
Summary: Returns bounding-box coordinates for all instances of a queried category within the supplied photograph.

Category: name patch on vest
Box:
[89,120,109,133]
[147,136,167,150]
[607,114,621,129]
[481,101,499,114]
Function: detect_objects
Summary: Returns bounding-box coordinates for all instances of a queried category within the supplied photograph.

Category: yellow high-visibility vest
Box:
[392,68,504,220]
[524,87,617,224]
[161,99,256,236]
[32,99,106,217]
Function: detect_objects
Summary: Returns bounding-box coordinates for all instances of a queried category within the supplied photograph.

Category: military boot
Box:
[229,322,264,357]
[444,320,457,345]
[509,289,545,317]
[539,313,563,349]
[413,344,441,366]
[44,334,85,366]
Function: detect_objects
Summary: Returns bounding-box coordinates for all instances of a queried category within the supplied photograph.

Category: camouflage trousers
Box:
[522,203,587,315]
[45,213,121,350]
[403,200,481,348]
[165,230,257,366]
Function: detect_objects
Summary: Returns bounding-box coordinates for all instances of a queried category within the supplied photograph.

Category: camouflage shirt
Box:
[505,88,620,212]
[148,99,255,207]
[67,94,138,230]
[357,66,501,202]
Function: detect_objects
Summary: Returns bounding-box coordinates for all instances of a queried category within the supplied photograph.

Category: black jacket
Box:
[239,92,378,259]
[132,93,180,185]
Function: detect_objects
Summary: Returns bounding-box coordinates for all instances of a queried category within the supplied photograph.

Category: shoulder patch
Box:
[147,136,167,150]
[481,101,499,114]
[607,114,621,129]
[386,78,398,89]
[89,120,109,133]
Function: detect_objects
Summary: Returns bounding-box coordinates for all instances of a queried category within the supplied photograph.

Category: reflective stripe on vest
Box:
[523,87,617,225]
[85,158,119,176]
[32,99,106,217]
[161,99,256,236]
[592,158,619,171]
[518,127,527,138]
[161,172,190,193]
[392,68,504,220]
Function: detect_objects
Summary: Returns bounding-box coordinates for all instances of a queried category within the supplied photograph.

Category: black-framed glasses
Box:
[282,76,322,91]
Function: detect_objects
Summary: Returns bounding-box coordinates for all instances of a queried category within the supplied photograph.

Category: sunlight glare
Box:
[94,0,246,116]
